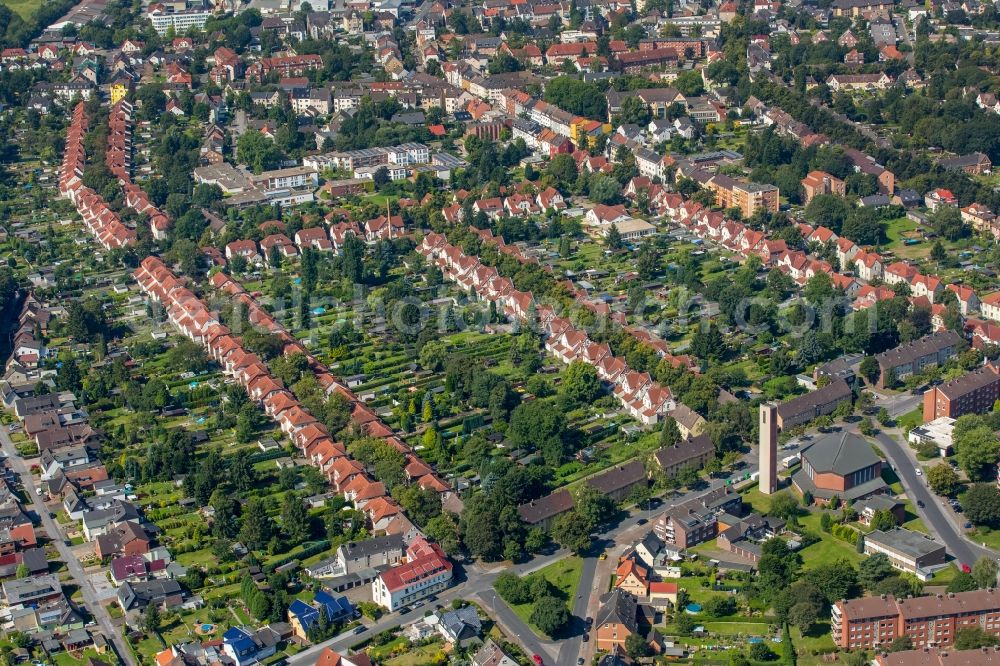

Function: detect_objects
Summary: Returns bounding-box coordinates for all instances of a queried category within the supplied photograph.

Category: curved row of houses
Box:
[107,100,172,241]
[418,231,702,433]
[59,102,136,251]
[59,113,452,546]
[132,257,428,539]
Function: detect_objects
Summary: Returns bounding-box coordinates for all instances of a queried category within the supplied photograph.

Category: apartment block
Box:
[832,589,1000,650]
[801,170,846,204]
[922,365,1000,421]
[874,331,963,389]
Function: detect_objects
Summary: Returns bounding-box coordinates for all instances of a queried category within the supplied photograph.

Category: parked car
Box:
[354,626,367,634]
[917,500,924,508]
[533,655,543,666]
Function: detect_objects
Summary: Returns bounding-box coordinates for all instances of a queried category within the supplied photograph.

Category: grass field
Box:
[506,556,583,636]
[0,0,41,19]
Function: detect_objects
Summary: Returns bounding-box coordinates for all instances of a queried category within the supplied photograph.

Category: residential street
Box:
[0,427,136,666]
[872,428,996,566]
[289,454,759,666]
[867,389,998,564]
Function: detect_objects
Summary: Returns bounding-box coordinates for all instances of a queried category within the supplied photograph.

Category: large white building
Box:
[372,537,452,611]
[147,6,212,35]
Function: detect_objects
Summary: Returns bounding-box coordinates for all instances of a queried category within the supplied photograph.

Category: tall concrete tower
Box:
[759,402,778,495]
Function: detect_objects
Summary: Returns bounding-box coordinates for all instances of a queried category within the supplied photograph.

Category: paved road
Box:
[872,428,996,566]
[0,427,136,666]
[289,458,758,666]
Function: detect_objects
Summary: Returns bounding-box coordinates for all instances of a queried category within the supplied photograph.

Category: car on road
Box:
[917,500,924,508]
[35,488,43,496]
[915,468,922,476]
[532,655,543,666]
[426,595,437,603]
[412,601,424,609]
[354,626,367,634]
[399,607,411,615]
[636,518,647,525]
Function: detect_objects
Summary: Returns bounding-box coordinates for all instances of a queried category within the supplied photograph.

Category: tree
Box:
[948,572,980,593]
[239,498,273,550]
[590,174,621,204]
[552,510,591,553]
[618,96,651,126]
[955,424,1000,481]
[869,509,898,532]
[954,627,1000,650]
[605,224,623,249]
[859,356,880,385]
[748,643,776,662]
[625,632,652,659]
[787,601,821,632]
[965,483,1000,528]
[495,572,532,604]
[703,596,736,617]
[659,417,681,447]
[281,493,310,544]
[927,463,962,496]
[236,129,281,173]
[530,595,571,636]
[859,553,895,589]
[888,636,913,653]
[768,492,800,519]
[143,603,161,634]
[972,556,1000,589]
[562,361,601,404]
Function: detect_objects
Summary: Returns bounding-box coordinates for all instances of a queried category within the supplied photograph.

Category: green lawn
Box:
[701,621,770,635]
[383,642,447,666]
[505,556,583,636]
[897,408,923,433]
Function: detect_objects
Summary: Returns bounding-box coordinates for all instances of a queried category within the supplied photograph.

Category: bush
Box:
[703,596,737,618]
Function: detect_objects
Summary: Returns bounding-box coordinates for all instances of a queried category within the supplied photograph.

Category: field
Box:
[507,556,583,636]
[0,0,41,19]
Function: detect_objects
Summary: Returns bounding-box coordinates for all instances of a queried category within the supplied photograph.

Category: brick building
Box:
[874,331,963,389]
[922,364,1000,422]
[832,589,1000,650]
[791,431,888,503]
[801,170,846,204]
[775,378,852,431]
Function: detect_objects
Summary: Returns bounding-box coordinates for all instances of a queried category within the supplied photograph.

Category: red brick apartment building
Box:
[832,590,1000,650]
[923,364,1000,421]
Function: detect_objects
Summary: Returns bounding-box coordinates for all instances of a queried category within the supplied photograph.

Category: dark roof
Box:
[936,366,1000,400]
[596,589,638,631]
[938,152,991,170]
[517,490,573,524]
[339,534,406,560]
[653,434,714,469]
[588,460,646,494]
[876,330,963,370]
[801,431,880,476]
[776,378,852,421]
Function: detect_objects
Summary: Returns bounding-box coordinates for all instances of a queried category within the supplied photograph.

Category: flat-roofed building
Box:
[863,528,946,580]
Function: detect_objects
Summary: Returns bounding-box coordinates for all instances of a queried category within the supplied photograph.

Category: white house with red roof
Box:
[372,537,452,611]
[925,188,958,211]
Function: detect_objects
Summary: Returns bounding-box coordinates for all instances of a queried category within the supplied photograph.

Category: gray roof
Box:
[853,495,902,513]
[338,534,406,561]
[801,431,880,476]
[776,378,852,421]
[867,528,945,560]
[876,331,962,370]
[596,589,637,631]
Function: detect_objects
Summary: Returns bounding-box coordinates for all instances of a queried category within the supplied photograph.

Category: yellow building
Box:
[110,82,130,105]
[570,118,611,150]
